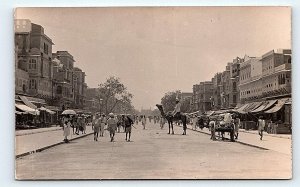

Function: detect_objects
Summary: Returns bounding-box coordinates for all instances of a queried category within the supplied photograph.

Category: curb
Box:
[16,127,63,136]
[186,126,269,151]
[16,132,93,159]
[239,130,291,140]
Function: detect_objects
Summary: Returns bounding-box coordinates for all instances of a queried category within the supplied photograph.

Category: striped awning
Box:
[265,98,289,113]
[19,96,37,109]
[234,103,250,114]
[15,103,39,115]
[250,100,278,113]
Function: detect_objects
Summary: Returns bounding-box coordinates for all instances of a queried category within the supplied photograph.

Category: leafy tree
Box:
[160,90,180,113]
[96,76,133,114]
[160,90,191,113]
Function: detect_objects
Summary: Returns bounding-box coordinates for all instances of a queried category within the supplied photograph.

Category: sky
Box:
[15,7,291,110]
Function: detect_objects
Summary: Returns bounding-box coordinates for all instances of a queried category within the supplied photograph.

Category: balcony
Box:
[275,63,291,72]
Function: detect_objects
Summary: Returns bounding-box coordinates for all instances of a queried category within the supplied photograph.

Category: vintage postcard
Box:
[14,7,292,179]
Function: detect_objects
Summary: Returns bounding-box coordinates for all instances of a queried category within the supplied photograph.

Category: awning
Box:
[244,102,263,113]
[15,103,39,115]
[15,111,28,115]
[235,103,250,114]
[44,105,61,111]
[250,100,278,113]
[213,109,232,115]
[265,98,289,113]
[19,96,37,109]
[39,107,56,114]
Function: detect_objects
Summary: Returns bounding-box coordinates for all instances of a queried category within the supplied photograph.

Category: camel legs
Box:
[168,121,174,134]
[171,123,174,134]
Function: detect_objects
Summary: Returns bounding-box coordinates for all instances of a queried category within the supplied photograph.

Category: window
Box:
[22,84,26,92]
[233,82,237,91]
[29,79,37,89]
[57,86,62,94]
[43,43,48,54]
[233,95,237,103]
[29,59,37,69]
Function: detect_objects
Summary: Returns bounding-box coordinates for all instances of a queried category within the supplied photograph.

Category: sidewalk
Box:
[16,126,62,136]
[186,124,292,155]
[15,125,93,158]
[239,129,291,139]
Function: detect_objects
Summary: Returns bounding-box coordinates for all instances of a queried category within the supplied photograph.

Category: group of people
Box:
[62,115,88,143]
[189,115,205,131]
[92,113,134,142]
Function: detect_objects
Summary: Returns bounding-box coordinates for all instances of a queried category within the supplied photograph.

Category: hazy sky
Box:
[15,7,291,110]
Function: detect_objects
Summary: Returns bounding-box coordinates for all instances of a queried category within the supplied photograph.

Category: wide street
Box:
[16,121,291,180]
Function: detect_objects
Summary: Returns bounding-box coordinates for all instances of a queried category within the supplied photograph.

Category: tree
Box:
[160,90,191,113]
[160,90,180,113]
[96,76,133,114]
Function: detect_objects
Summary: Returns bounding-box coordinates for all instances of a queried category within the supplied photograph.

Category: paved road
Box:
[16,121,291,179]
[186,124,292,155]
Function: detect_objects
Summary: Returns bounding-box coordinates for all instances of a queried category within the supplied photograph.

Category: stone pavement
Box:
[186,124,292,155]
[15,125,93,157]
[16,121,291,179]
[15,122,292,158]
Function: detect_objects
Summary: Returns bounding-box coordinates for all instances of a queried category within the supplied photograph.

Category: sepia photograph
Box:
[14,7,292,179]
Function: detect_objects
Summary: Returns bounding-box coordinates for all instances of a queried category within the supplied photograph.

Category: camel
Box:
[156,104,187,135]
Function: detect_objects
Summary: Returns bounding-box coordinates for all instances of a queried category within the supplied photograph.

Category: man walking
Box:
[107,113,118,142]
[142,115,146,130]
[93,114,100,141]
[258,116,266,140]
[123,115,134,141]
[233,114,240,140]
[99,114,107,137]
[209,116,216,141]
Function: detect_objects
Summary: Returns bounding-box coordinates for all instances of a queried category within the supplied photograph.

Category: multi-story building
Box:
[211,73,222,110]
[220,63,231,109]
[199,81,213,112]
[192,84,200,112]
[228,57,243,107]
[239,55,262,103]
[261,49,291,99]
[73,67,86,108]
[15,45,29,95]
[15,20,31,96]
[15,19,54,100]
[52,51,75,108]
